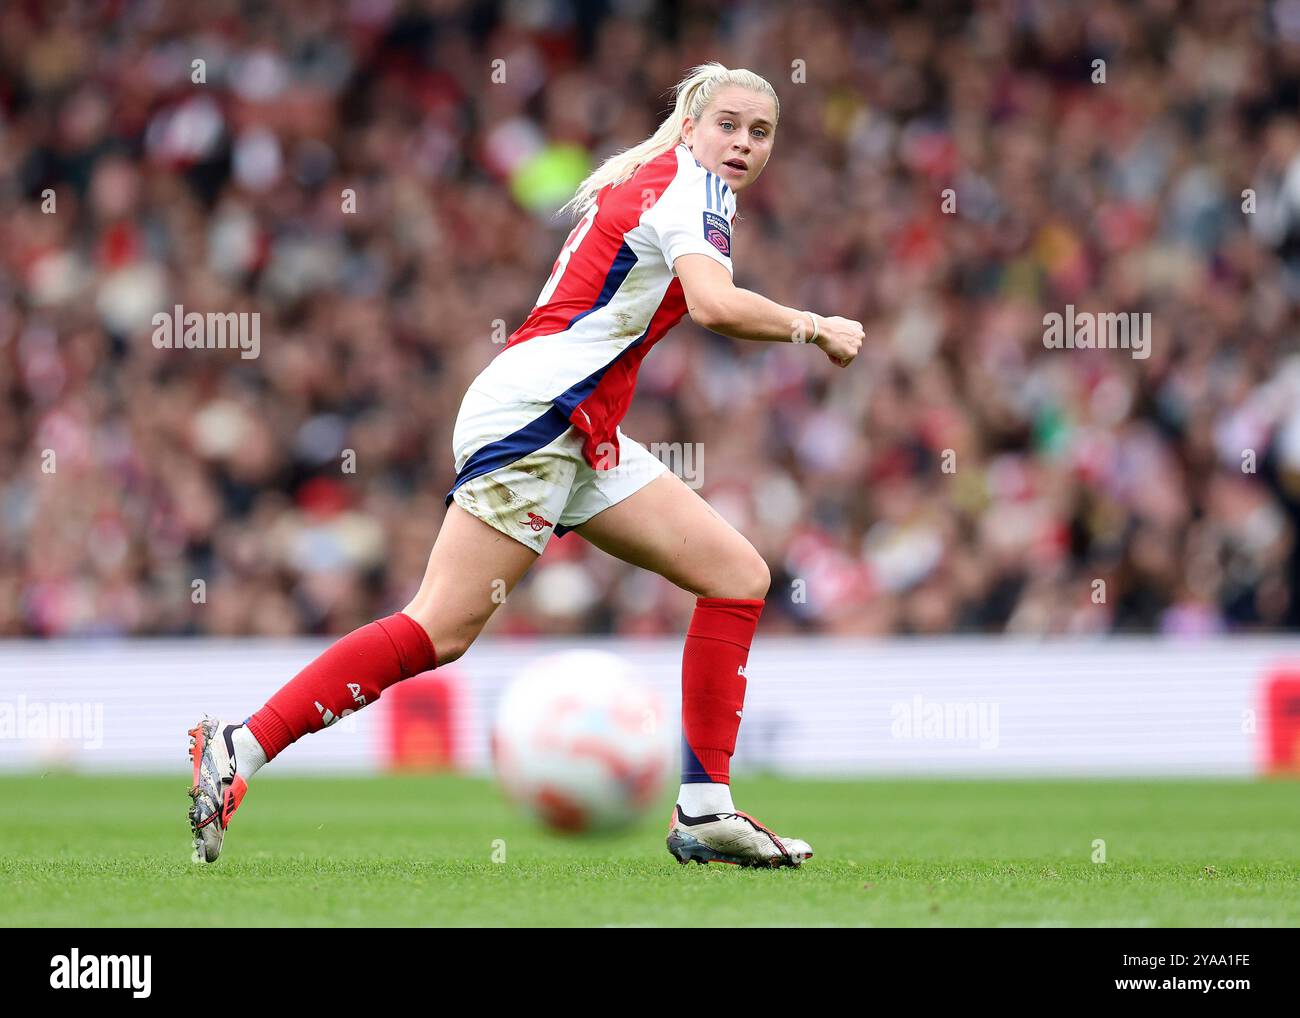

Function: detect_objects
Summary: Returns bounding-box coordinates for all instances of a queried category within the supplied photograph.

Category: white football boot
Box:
[186,716,249,864]
[666,805,813,867]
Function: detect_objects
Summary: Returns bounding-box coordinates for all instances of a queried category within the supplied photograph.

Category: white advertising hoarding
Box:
[0,637,1297,777]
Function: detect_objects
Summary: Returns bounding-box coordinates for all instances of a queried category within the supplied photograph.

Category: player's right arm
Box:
[675,253,864,367]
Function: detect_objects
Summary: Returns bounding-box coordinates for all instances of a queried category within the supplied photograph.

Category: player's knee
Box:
[742,555,772,600]
[400,602,479,667]
[431,636,471,666]
[703,552,770,601]
[421,624,477,667]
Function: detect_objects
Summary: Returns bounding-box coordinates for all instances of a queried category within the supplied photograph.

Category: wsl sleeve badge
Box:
[702,211,731,257]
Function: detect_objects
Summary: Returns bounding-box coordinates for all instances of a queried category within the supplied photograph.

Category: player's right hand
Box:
[814,316,864,367]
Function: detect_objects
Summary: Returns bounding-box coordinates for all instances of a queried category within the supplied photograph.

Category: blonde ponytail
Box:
[558,62,779,220]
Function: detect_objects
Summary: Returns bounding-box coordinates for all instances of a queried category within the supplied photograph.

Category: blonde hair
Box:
[558,62,779,220]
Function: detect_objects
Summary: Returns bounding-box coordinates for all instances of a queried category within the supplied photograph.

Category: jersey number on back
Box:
[536,202,599,306]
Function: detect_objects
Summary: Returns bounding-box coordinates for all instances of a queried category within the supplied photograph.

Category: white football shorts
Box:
[444,383,668,554]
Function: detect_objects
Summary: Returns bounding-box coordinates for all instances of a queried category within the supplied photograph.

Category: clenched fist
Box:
[813,315,864,367]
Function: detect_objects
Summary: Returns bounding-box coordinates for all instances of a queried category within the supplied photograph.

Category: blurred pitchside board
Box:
[1,638,1299,777]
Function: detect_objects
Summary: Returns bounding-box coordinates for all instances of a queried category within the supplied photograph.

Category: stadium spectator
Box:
[0,0,1297,638]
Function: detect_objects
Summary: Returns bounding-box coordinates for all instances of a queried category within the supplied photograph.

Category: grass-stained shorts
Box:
[444,383,668,554]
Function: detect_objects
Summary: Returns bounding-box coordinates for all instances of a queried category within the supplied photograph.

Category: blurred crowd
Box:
[2,0,1300,639]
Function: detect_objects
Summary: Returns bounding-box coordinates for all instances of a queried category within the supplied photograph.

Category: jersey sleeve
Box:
[640,160,736,277]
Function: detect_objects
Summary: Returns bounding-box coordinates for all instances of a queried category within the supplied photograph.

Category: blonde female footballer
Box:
[188,62,864,867]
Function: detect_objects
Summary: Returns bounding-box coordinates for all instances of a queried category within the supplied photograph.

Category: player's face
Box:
[683,88,776,192]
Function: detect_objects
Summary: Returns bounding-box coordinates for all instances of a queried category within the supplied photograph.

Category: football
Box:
[491,650,673,833]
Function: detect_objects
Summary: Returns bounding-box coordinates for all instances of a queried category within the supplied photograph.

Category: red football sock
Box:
[245,612,437,762]
[680,596,764,784]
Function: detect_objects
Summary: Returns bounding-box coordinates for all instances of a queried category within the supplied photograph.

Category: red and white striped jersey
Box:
[469,142,737,468]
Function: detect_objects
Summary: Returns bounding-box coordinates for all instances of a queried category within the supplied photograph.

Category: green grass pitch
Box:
[1,773,1297,927]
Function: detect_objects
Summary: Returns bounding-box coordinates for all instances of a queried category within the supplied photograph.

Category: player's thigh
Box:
[573,470,770,600]
[403,503,538,663]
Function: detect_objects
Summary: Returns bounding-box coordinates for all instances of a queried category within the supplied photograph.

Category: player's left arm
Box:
[640,169,863,367]
[675,253,863,367]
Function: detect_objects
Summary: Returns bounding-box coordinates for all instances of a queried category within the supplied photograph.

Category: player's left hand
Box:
[813,315,864,367]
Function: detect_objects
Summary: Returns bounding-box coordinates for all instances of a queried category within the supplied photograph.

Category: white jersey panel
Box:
[469,144,738,405]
